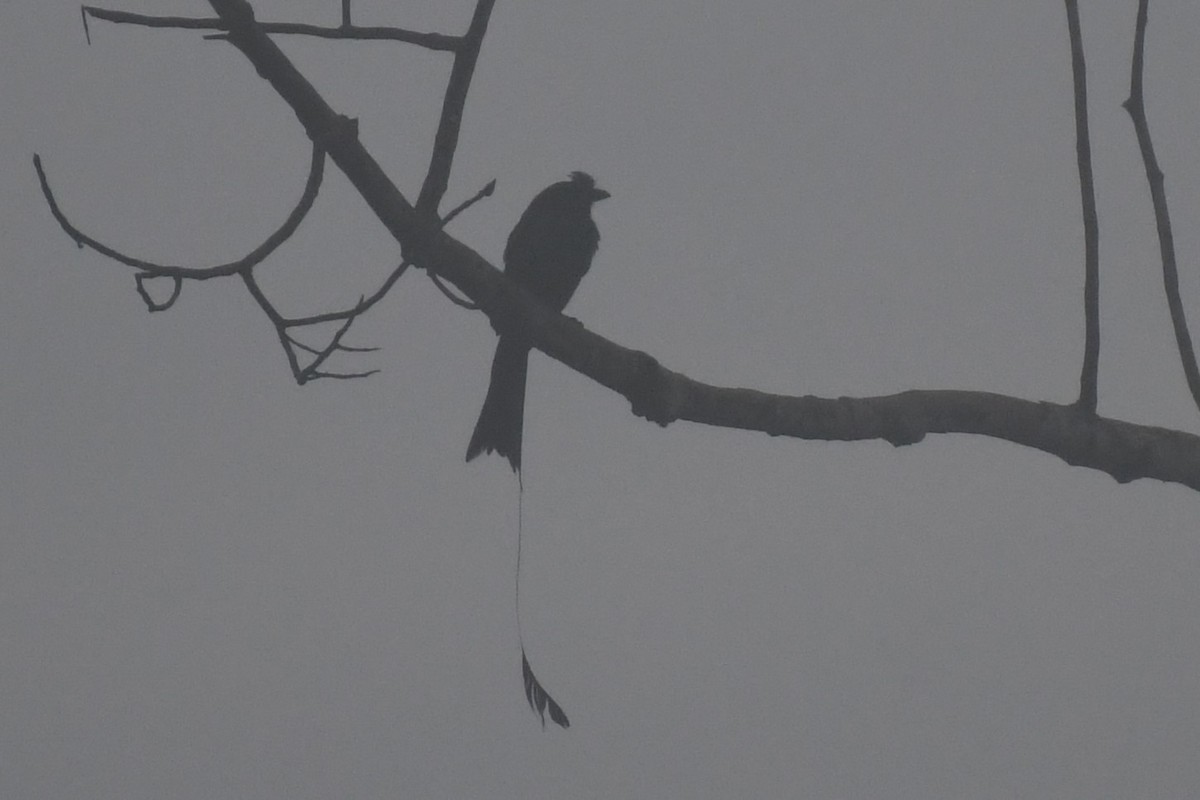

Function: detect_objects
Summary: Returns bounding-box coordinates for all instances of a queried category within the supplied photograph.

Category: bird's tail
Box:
[465,336,529,472]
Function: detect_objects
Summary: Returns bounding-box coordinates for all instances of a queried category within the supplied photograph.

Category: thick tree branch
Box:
[1122,0,1200,415]
[423,232,1200,492]
[197,0,1200,493]
[1064,0,1100,414]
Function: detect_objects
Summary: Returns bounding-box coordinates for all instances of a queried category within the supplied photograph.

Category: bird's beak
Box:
[593,189,611,202]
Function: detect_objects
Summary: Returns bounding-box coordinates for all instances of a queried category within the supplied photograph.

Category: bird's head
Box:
[568,171,610,203]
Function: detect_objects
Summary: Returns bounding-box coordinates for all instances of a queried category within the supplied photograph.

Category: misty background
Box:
[3,1,1200,797]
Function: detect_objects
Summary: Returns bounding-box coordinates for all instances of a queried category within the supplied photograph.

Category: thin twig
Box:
[240,269,304,376]
[282,261,410,327]
[1064,0,1100,413]
[442,179,496,226]
[1122,0,1200,414]
[238,268,284,325]
[298,308,362,381]
[308,369,381,380]
[81,6,459,50]
[285,336,325,357]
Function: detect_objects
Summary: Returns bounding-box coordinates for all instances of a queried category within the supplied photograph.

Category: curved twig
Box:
[135,273,183,312]
[428,272,478,309]
[1122,0,1200,415]
[34,144,326,281]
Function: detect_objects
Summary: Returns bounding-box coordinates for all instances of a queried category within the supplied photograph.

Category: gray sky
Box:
[4,1,1200,797]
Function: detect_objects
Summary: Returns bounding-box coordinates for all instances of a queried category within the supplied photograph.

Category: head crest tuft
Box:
[569,171,597,189]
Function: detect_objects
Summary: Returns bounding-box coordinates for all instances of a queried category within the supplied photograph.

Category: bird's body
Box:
[466,172,609,471]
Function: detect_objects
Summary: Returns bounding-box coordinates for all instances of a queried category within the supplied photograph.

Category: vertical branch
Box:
[415,0,496,216]
[341,1,350,28]
[1122,0,1200,414]
[1065,0,1100,413]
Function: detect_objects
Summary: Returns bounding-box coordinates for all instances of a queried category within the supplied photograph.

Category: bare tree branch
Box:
[81,5,460,50]
[1064,0,1100,414]
[1122,0,1200,416]
[193,0,1200,492]
[49,0,1200,491]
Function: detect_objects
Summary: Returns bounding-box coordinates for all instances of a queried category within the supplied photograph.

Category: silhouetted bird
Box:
[466,172,610,471]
